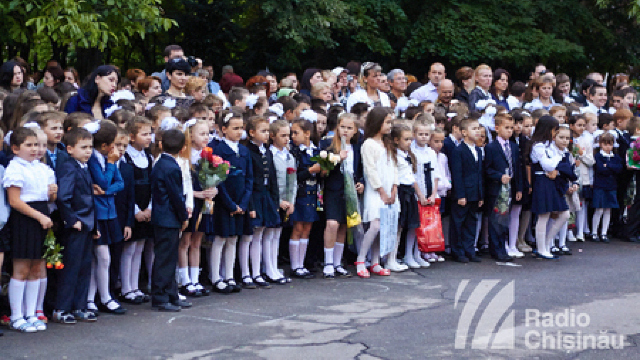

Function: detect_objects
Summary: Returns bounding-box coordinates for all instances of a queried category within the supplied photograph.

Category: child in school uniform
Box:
[178,119,215,297]
[5,127,57,332]
[483,113,522,261]
[289,118,321,279]
[529,116,570,259]
[429,128,450,260]
[592,133,623,243]
[53,127,99,324]
[121,117,155,303]
[242,116,279,288]
[622,118,640,242]
[0,128,9,335]
[569,113,594,242]
[356,107,397,278]
[512,111,535,252]
[86,120,127,314]
[210,110,253,293]
[408,118,440,266]
[450,118,484,263]
[150,129,191,312]
[268,120,296,284]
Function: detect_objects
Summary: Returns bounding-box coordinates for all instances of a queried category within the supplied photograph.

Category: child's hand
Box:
[280,200,290,210]
[107,147,120,164]
[187,207,193,218]
[478,200,483,207]
[458,198,467,207]
[249,211,256,218]
[516,192,522,201]
[135,212,147,222]
[501,174,511,185]
[39,215,53,229]
[320,169,328,177]
[577,146,584,156]
[286,206,294,216]
[93,231,101,239]
[546,170,558,180]
[355,182,364,194]
[93,184,105,196]
[181,220,189,232]
[309,163,322,174]
[203,187,217,199]
[428,194,436,205]
[339,150,348,161]
[389,187,397,205]
[419,195,429,206]
[123,226,132,241]
[73,221,82,231]
[48,184,58,197]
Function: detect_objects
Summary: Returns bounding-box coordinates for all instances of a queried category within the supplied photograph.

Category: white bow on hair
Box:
[222,113,234,125]
[475,99,496,111]
[84,121,101,134]
[110,90,135,103]
[268,103,284,117]
[395,97,410,113]
[3,131,11,146]
[145,102,156,111]
[162,98,177,109]
[160,116,181,131]
[269,116,278,123]
[105,104,122,118]
[183,118,197,132]
[246,94,259,110]
[300,109,317,123]
[23,122,40,130]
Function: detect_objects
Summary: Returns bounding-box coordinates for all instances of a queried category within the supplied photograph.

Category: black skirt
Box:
[95,218,123,246]
[10,201,49,260]
[323,187,346,224]
[398,185,420,230]
[0,223,10,253]
[132,218,153,241]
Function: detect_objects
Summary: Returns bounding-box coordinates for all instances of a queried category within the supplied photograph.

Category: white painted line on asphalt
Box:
[221,309,274,318]
[167,315,243,325]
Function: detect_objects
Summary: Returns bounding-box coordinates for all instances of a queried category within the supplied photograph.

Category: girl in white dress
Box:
[356,107,398,278]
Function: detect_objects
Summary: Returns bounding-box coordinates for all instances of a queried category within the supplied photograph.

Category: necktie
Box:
[405,155,412,165]
[423,162,433,197]
[505,142,513,177]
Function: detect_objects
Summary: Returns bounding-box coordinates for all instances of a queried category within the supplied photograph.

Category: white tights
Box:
[357,220,380,271]
[120,240,145,294]
[209,236,238,283]
[592,208,611,236]
[535,211,569,257]
[508,205,522,251]
[88,245,112,304]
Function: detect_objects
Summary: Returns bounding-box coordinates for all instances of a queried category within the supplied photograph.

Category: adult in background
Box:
[410,62,445,102]
[151,45,184,92]
[490,69,510,109]
[436,79,455,113]
[0,61,24,93]
[454,66,474,104]
[387,69,408,107]
[64,65,118,119]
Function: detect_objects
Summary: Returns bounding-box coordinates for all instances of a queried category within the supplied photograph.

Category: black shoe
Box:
[226,279,242,293]
[550,247,561,256]
[194,283,210,296]
[560,246,572,255]
[291,268,309,279]
[253,276,271,288]
[455,256,470,263]
[180,283,203,297]
[172,299,192,308]
[323,272,335,279]
[212,280,232,294]
[100,299,127,315]
[153,303,181,312]
[590,234,599,242]
[133,290,151,303]
[600,235,610,243]
[264,275,287,285]
[334,265,352,278]
[493,256,513,262]
[242,276,257,289]
[469,256,482,263]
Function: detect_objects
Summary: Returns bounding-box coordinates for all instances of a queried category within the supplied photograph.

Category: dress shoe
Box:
[153,303,181,312]
[600,235,610,243]
[455,256,469,263]
[469,256,482,263]
[172,299,192,308]
[493,255,513,262]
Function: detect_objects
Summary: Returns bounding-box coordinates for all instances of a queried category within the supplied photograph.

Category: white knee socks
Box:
[189,267,200,285]
[323,248,334,274]
[270,228,282,277]
[24,280,39,320]
[9,279,25,321]
[224,237,238,280]
[239,235,252,278]
[333,242,345,267]
[536,213,551,257]
[36,278,47,312]
[94,245,112,304]
[593,208,604,236]
[250,229,264,278]
[209,237,225,283]
[508,205,522,251]
[299,238,309,270]
[289,240,300,270]
[121,241,136,292]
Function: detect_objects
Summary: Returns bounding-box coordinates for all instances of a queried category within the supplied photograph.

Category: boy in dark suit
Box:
[150,129,190,311]
[483,114,522,262]
[450,118,484,263]
[53,128,98,324]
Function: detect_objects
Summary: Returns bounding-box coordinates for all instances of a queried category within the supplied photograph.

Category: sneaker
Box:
[26,317,46,331]
[52,310,77,325]
[72,310,97,322]
[10,318,37,332]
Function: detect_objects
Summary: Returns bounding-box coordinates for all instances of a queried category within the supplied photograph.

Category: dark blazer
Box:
[593,152,623,191]
[150,154,188,229]
[321,141,364,192]
[115,161,135,229]
[555,152,579,194]
[451,142,484,202]
[454,88,470,105]
[64,88,114,118]
[291,144,319,196]
[44,143,70,173]
[483,139,522,198]
[214,141,253,212]
[246,142,279,205]
[56,160,96,231]
[468,88,491,112]
[442,136,458,164]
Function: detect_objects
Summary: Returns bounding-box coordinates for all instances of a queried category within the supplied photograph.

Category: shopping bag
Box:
[379,205,398,257]
[416,199,445,253]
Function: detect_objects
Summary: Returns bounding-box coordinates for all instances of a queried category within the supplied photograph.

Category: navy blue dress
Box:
[290,144,320,223]
[321,142,363,224]
[246,142,280,228]
[592,152,623,209]
[530,145,569,215]
[123,152,154,240]
[213,141,253,237]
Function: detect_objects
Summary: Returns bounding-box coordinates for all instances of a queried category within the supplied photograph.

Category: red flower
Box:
[633,153,640,162]
[286,167,296,174]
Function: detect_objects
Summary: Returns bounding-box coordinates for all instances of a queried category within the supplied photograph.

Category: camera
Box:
[186,56,198,68]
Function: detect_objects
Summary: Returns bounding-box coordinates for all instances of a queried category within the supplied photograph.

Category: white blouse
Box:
[396,149,416,186]
[3,157,55,202]
[126,145,149,168]
[530,141,562,172]
[362,138,398,190]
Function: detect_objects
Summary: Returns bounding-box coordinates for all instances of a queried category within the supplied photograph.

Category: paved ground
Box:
[3,239,640,359]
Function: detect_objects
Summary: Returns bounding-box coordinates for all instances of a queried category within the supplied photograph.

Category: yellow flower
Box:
[347,212,361,228]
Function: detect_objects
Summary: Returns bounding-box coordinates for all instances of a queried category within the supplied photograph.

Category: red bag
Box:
[416,198,445,253]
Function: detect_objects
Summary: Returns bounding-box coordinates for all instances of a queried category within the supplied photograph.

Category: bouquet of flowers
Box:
[492,181,511,226]
[43,229,64,270]
[311,150,341,172]
[627,140,640,169]
[340,137,363,245]
[197,147,232,224]
[284,167,297,221]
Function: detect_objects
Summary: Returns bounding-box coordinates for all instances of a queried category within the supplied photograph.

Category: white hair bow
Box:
[475,99,496,111]
[222,113,234,125]
[162,98,176,109]
[105,104,122,118]
[268,103,284,117]
[241,130,247,140]
[183,118,197,132]
[246,94,259,110]
[145,102,156,111]
[110,90,135,103]
[485,106,497,116]
[269,116,278,124]
[23,122,40,130]
[395,97,410,113]
[3,131,11,146]
[446,112,457,119]
[160,116,181,131]
[521,111,531,117]
[571,111,581,116]
[300,109,317,123]
[84,121,101,134]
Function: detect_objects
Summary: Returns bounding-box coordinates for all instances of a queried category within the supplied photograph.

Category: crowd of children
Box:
[0,55,639,336]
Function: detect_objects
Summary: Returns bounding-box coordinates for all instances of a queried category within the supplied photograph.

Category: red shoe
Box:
[36,310,48,323]
[369,264,391,276]
[354,262,370,278]
[0,314,10,326]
